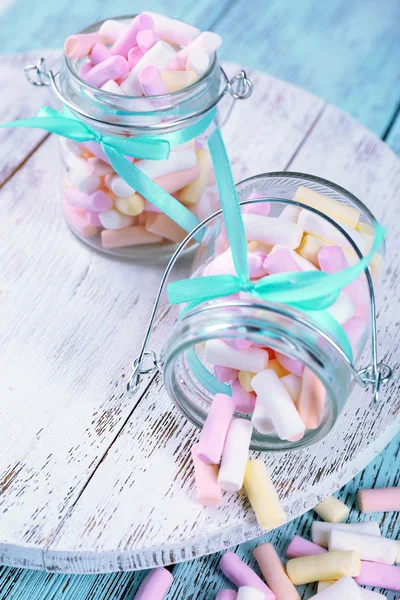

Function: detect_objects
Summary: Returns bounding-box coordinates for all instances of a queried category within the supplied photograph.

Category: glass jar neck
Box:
[163,298,353,451]
[58,16,222,134]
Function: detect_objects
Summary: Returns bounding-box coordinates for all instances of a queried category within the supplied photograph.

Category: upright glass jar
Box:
[161,172,385,451]
[57,16,241,261]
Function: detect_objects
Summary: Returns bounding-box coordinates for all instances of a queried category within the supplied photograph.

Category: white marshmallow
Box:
[312,520,381,548]
[177,31,222,60]
[270,244,318,271]
[67,155,100,194]
[236,587,264,600]
[144,12,201,46]
[297,209,368,254]
[326,291,355,324]
[98,209,134,229]
[121,41,176,95]
[328,529,397,565]
[317,580,385,599]
[311,576,362,599]
[218,418,253,492]
[279,205,301,222]
[108,175,136,198]
[186,48,210,76]
[99,20,129,44]
[205,339,269,373]
[251,369,306,440]
[88,157,114,176]
[100,79,125,94]
[135,147,197,179]
[242,214,303,249]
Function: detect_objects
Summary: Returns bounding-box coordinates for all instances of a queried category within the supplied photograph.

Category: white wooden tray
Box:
[0,52,399,573]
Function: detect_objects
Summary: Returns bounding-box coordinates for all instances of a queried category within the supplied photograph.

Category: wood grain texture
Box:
[217,0,400,137]
[0,50,59,185]
[0,433,398,598]
[387,109,400,157]
[0,56,327,573]
[0,0,230,54]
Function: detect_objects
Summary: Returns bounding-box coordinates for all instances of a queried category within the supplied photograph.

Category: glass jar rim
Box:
[64,14,218,104]
[163,297,352,451]
[237,171,383,248]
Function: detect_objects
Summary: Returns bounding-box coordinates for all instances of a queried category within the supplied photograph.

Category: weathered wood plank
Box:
[386,110,400,157]
[45,102,400,573]
[0,64,324,571]
[0,0,231,54]
[0,51,59,185]
[0,433,398,598]
[217,0,400,137]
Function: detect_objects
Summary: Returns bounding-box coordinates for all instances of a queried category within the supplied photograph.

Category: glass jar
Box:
[161,172,385,451]
[57,16,238,261]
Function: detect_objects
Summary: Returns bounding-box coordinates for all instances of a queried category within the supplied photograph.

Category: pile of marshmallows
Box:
[63,13,222,248]
[130,489,400,599]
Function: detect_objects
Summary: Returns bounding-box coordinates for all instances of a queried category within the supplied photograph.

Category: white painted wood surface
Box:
[0,52,399,574]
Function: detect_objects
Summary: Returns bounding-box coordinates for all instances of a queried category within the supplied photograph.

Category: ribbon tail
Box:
[168,274,240,305]
[0,114,94,141]
[103,144,202,239]
[208,128,249,283]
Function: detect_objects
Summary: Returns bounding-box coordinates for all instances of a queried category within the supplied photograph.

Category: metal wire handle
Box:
[126,199,393,404]
[24,58,253,130]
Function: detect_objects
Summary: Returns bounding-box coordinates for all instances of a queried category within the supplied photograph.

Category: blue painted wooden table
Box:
[0,0,399,598]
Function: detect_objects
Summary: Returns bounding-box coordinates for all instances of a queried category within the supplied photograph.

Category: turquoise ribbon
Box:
[169,128,385,362]
[0,105,217,236]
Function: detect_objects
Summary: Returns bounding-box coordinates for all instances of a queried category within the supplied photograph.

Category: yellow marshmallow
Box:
[314,496,350,523]
[179,149,211,206]
[297,234,329,266]
[268,358,289,378]
[248,241,273,254]
[317,581,336,592]
[115,194,145,216]
[294,185,360,228]
[286,551,361,585]
[162,69,197,93]
[243,459,287,531]
[356,220,374,235]
[239,371,256,392]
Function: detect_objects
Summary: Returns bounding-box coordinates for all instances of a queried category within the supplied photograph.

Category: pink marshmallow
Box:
[79,61,93,77]
[355,561,400,591]
[208,250,267,278]
[197,393,236,464]
[318,245,369,305]
[89,43,111,65]
[263,248,302,275]
[139,65,169,96]
[214,365,239,383]
[216,591,238,600]
[63,198,99,238]
[111,13,154,58]
[134,568,173,600]
[342,316,367,358]
[231,379,256,414]
[286,535,327,558]
[85,211,102,226]
[137,29,161,53]
[224,339,253,350]
[358,487,400,513]
[64,187,112,212]
[166,55,187,71]
[191,443,222,506]
[128,46,145,70]
[275,352,304,377]
[64,32,106,58]
[242,201,271,217]
[219,553,275,600]
[84,55,129,88]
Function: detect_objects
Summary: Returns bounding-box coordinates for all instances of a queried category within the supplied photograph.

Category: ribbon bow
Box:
[0,105,217,237]
[168,128,385,361]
